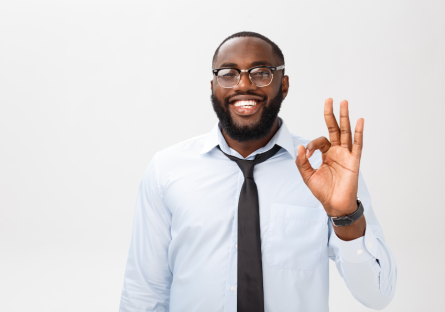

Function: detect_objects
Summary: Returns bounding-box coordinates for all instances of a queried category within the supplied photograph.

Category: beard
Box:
[211,87,283,142]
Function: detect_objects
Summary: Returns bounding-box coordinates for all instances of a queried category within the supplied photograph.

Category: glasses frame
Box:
[212,65,285,88]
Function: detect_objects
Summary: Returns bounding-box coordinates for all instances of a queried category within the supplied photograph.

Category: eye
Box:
[221,72,236,77]
[217,68,239,78]
[250,68,272,77]
[253,71,270,76]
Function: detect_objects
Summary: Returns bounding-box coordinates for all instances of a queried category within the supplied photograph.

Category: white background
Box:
[1,1,444,311]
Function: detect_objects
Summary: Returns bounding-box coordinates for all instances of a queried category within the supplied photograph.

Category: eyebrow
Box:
[219,62,238,68]
[250,61,272,67]
[217,60,273,69]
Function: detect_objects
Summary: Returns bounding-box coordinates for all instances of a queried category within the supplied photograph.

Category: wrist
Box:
[326,200,358,217]
[327,198,364,227]
[333,215,366,241]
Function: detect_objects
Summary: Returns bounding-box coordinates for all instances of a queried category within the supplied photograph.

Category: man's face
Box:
[211,37,289,142]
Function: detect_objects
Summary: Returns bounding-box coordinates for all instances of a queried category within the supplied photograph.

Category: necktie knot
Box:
[217,144,282,179]
[234,159,255,179]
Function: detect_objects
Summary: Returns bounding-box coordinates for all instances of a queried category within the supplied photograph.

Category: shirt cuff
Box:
[333,225,380,263]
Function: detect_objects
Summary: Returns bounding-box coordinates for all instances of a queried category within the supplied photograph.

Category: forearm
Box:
[120,155,173,312]
[120,250,172,312]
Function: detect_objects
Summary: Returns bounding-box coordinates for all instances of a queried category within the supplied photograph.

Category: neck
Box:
[221,118,279,158]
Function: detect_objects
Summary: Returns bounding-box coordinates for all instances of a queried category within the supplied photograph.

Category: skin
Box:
[211,37,366,241]
[211,37,289,158]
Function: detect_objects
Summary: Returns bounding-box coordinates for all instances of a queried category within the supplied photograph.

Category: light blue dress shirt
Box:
[119,119,397,312]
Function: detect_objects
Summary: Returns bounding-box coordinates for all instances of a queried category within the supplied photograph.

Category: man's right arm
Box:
[119,154,173,312]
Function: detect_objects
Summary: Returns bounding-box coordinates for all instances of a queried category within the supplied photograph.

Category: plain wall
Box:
[1,1,444,311]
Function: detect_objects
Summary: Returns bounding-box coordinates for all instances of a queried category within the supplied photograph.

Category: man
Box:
[119,31,397,312]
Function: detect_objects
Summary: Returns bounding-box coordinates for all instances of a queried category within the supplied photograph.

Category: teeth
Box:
[233,100,258,108]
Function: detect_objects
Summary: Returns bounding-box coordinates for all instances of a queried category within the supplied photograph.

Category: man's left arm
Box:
[295,98,397,309]
[328,172,397,310]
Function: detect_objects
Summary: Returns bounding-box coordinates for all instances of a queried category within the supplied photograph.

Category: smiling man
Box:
[119,32,397,312]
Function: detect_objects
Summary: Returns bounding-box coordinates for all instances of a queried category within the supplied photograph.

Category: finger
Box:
[296,145,316,185]
[306,136,331,158]
[339,100,352,151]
[324,98,341,146]
[351,118,364,158]
[347,114,352,151]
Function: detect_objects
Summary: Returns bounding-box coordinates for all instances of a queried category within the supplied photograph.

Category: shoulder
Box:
[149,132,209,172]
[158,133,207,156]
[288,132,322,167]
[288,132,311,156]
[290,133,311,148]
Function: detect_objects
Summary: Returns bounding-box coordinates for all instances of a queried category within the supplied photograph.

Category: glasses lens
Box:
[250,67,273,87]
[217,69,239,88]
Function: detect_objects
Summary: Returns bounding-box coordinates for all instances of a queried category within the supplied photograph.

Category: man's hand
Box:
[295,98,366,240]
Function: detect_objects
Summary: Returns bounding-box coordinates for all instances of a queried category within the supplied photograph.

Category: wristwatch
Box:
[327,198,364,227]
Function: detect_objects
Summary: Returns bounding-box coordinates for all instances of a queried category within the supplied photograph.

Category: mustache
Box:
[223,91,267,106]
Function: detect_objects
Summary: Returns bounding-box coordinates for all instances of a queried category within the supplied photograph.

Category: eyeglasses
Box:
[212,65,285,88]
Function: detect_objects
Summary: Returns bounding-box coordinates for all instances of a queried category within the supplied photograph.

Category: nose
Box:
[233,71,257,92]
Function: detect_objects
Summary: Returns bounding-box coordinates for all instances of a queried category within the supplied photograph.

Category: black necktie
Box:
[218,144,282,312]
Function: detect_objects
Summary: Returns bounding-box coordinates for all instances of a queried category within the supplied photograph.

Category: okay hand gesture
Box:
[296,98,364,218]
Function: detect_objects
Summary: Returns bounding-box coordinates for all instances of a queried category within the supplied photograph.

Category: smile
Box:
[230,99,262,116]
[233,100,260,108]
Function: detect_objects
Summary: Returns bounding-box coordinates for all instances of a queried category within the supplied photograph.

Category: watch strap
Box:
[328,198,364,227]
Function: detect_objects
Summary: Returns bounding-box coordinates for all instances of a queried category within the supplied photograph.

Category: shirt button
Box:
[230,286,236,292]
[357,249,363,255]
[235,244,238,249]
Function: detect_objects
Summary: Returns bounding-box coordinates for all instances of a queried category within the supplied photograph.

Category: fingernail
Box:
[306,149,310,158]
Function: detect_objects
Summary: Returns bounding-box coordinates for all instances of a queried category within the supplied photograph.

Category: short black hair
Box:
[212,31,285,68]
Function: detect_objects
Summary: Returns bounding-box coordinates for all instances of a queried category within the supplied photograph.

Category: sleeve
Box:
[328,172,397,310]
[119,154,173,312]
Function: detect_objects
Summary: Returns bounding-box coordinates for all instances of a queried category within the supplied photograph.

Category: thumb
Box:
[295,145,316,185]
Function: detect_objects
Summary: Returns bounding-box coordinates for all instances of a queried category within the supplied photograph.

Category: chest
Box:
[162,154,323,234]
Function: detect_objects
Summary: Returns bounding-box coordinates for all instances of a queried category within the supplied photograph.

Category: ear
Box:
[281,75,289,100]
[210,80,213,90]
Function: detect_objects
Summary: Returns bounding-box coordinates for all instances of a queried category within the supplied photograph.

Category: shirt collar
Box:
[199,118,296,159]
